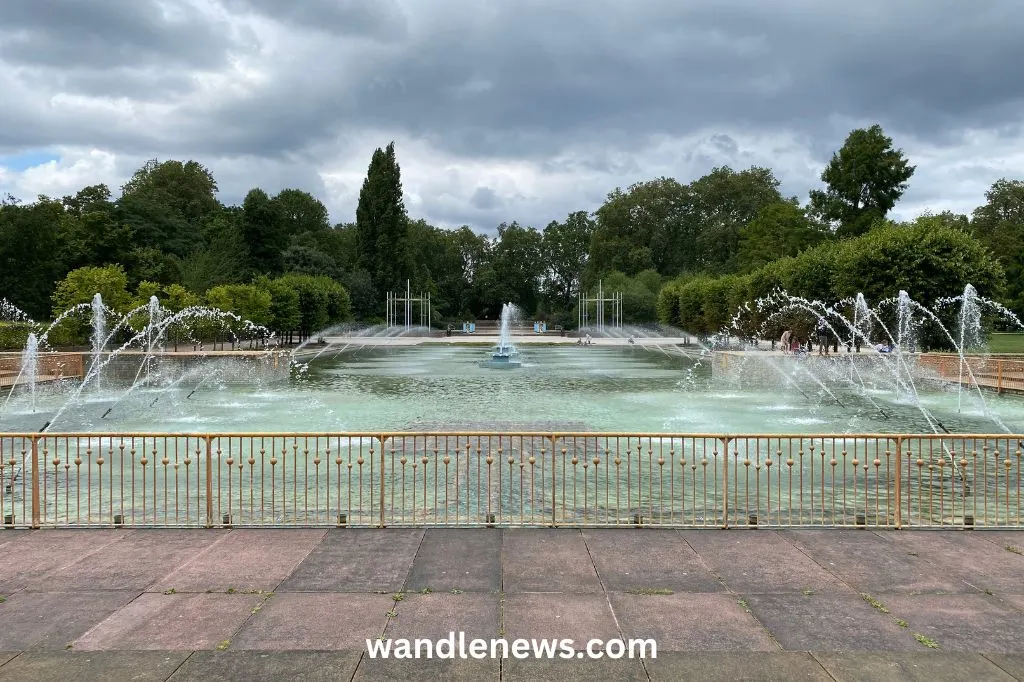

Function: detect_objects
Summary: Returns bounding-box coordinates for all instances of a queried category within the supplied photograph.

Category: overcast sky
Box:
[1,0,1022,232]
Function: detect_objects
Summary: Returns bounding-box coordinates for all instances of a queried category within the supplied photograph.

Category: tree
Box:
[0,197,67,319]
[690,166,784,272]
[120,159,220,226]
[542,211,595,313]
[971,179,1024,317]
[476,222,544,316]
[737,201,829,272]
[118,159,219,258]
[588,178,689,280]
[52,264,132,316]
[179,208,249,293]
[356,142,409,295]
[809,124,915,238]
[274,188,330,237]
[241,188,286,275]
[276,274,352,339]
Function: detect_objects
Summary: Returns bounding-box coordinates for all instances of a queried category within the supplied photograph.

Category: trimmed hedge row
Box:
[657,222,1005,343]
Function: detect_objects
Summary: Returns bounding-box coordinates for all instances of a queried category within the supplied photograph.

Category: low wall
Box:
[0,352,84,379]
[0,350,289,386]
[711,350,919,389]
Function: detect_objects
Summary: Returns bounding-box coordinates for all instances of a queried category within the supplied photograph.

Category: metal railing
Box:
[1,432,1021,529]
[917,354,1024,394]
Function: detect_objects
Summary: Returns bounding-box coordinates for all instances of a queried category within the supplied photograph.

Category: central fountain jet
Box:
[481,302,522,369]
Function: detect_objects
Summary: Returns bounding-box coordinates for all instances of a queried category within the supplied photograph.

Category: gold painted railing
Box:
[917,354,1024,394]
[1,433,1021,529]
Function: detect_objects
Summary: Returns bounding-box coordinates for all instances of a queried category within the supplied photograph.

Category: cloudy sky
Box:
[1,0,1022,231]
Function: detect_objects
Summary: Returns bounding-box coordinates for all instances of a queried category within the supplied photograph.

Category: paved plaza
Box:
[0,527,1023,680]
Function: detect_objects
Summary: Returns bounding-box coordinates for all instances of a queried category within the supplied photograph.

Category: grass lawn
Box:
[987,333,1024,354]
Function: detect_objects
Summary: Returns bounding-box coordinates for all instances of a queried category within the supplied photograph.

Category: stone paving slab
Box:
[647,652,830,681]
[744,592,921,651]
[609,592,776,651]
[73,593,265,651]
[781,529,978,594]
[502,593,619,643]
[985,654,1024,680]
[502,530,602,593]
[883,594,1024,653]
[404,529,501,593]
[683,530,849,594]
[231,593,394,650]
[0,654,17,668]
[151,529,326,593]
[582,529,724,592]
[169,651,362,681]
[354,657,500,681]
[384,593,500,641]
[812,652,1016,681]
[30,530,223,592]
[997,592,1024,612]
[503,658,647,681]
[0,590,138,650]
[0,651,190,681]
[0,530,130,593]
[878,532,1024,594]
[276,529,423,592]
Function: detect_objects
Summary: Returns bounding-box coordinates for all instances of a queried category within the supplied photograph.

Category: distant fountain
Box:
[957,284,982,412]
[21,333,39,413]
[482,303,522,369]
[89,293,107,392]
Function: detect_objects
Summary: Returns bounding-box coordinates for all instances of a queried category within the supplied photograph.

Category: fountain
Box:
[481,302,522,369]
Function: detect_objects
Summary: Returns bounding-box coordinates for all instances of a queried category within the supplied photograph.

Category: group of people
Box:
[778,320,841,355]
[780,321,895,355]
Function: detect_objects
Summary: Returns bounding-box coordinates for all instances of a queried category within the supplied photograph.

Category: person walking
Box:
[780,329,792,355]
[816,319,830,356]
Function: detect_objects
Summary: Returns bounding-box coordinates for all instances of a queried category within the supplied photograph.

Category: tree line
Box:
[1,125,1022,347]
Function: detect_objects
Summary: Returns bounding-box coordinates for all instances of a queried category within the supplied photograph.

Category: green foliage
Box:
[205,284,273,328]
[809,124,915,238]
[0,197,66,319]
[587,167,783,281]
[738,201,829,272]
[242,188,286,276]
[52,265,132,315]
[356,142,410,295]
[0,135,1020,341]
[0,322,35,350]
[972,179,1024,318]
[660,221,1004,339]
[542,211,595,311]
[476,222,544,316]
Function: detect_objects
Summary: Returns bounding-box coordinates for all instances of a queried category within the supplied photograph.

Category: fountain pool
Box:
[2,345,1021,435]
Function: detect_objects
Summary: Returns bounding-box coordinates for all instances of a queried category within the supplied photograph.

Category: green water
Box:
[4,345,1021,434]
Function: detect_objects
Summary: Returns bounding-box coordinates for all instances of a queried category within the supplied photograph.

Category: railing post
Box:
[893,436,902,529]
[378,434,386,528]
[997,360,1003,394]
[550,435,558,528]
[205,436,213,528]
[720,437,731,529]
[31,436,40,529]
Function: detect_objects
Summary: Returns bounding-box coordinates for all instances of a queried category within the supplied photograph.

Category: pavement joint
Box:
[679,531,783,651]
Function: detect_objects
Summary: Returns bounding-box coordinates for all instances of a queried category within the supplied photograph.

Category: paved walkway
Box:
[0,528,1023,680]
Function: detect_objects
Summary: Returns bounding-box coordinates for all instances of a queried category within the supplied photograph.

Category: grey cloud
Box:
[470,187,502,211]
[179,0,1024,167]
[225,0,408,38]
[1,0,1022,231]
[0,0,235,70]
